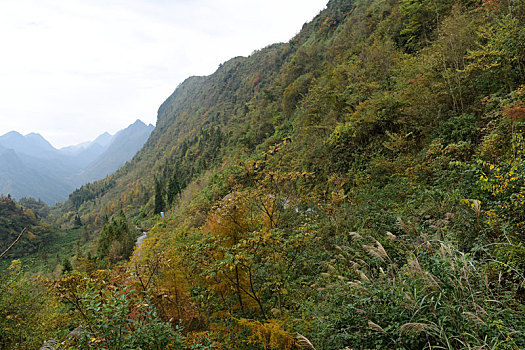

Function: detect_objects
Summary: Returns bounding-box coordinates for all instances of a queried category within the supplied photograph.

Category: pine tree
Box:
[167,171,181,206]
[74,214,82,227]
[154,178,165,214]
[62,257,73,274]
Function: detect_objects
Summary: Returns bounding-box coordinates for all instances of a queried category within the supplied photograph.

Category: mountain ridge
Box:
[2,0,525,348]
[0,120,154,204]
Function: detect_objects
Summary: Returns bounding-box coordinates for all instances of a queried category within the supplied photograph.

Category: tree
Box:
[0,261,65,349]
[74,214,82,227]
[154,178,165,215]
[96,212,135,264]
[167,170,181,206]
[62,257,73,274]
[47,272,189,349]
[187,164,317,320]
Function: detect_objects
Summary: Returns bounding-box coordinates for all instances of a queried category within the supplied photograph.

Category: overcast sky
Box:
[0,0,327,148]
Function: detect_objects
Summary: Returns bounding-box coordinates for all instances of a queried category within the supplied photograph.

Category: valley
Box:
[0,120,154,204]
[1,0,525,349]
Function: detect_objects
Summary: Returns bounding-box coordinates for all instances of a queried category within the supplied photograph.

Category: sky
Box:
[0,0,327,148]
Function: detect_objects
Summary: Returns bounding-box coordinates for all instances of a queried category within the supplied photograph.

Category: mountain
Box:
[0,131,57,159]
[60,131,113,156]
[60,0,525,348]
[0,120,154,204]
[92,132,114,148]
[0,147,72,207]
[74,120,154,186]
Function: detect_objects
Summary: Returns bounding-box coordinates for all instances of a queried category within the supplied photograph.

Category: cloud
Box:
[0,0,326,148]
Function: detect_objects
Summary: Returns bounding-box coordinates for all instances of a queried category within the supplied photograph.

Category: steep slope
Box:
[67,45,292,213]
[0,195,55,260]
[66,0,371,216]
[0,147,72,204]
[58,0,525,348]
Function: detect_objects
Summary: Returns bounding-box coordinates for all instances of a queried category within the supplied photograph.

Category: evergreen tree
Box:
[62,257,73,274]
[74,214,82,227]
[167,171,181,206]
[96,212,135,263]
[154,178,165,214]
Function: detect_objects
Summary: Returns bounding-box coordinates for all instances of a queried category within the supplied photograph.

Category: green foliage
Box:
[74,286,181,349]
[154,178,166,215]
[0,260,67,349]
[73,214,82,227]
[18,197,50,218]
[48,272,200,349]
[62,257,73,274]
[300,236,525,349]
[96,212,136,264]
[435,113,479,144]
[0,195,55,260]
[464,3,525,93]
[399,0,449,51]
[35,0,525,348]
[68,178,116,210]
[167,168,182,206]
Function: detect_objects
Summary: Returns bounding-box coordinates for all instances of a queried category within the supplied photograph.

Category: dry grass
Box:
[358,270,371,282]
[398,322,430,336]
[368,321,385,332]
[362,241,390,262]
[296,333,316,350]
[349,232,363,241]
[386,231,397,240]
[463,312,487,326]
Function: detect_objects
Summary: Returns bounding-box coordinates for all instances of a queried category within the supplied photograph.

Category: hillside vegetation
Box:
[0,195,55,260]
[2,0,525,348]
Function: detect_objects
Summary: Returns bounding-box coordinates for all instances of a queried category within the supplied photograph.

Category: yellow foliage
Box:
[129,223,197,326]
[8,259,21,272]
[238,318,298,350]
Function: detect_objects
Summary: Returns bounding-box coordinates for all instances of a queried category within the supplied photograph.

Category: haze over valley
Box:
[0,120,153,204]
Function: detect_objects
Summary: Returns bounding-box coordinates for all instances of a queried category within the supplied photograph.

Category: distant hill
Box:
[75,120,154,186]
[0,131,57,159]
[0,120,154,204]
[0,147,73,203]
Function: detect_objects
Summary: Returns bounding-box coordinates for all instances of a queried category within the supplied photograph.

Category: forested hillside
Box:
[2,0,525,348]
[0,195,55,259]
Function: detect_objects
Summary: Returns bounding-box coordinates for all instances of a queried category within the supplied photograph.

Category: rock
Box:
[68,326,83,339]
[40,340,58,350]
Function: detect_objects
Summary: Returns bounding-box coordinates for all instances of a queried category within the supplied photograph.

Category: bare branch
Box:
[0,228,27,259]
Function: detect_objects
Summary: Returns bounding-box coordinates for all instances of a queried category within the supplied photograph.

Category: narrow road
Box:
[135,231,147,248]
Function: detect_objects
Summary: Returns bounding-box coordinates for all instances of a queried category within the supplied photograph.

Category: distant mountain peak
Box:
[0,130,57,158]
[26,132,52,144]
[0,120,154,204]
[93,132,114,148]
[2,130,23,138]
